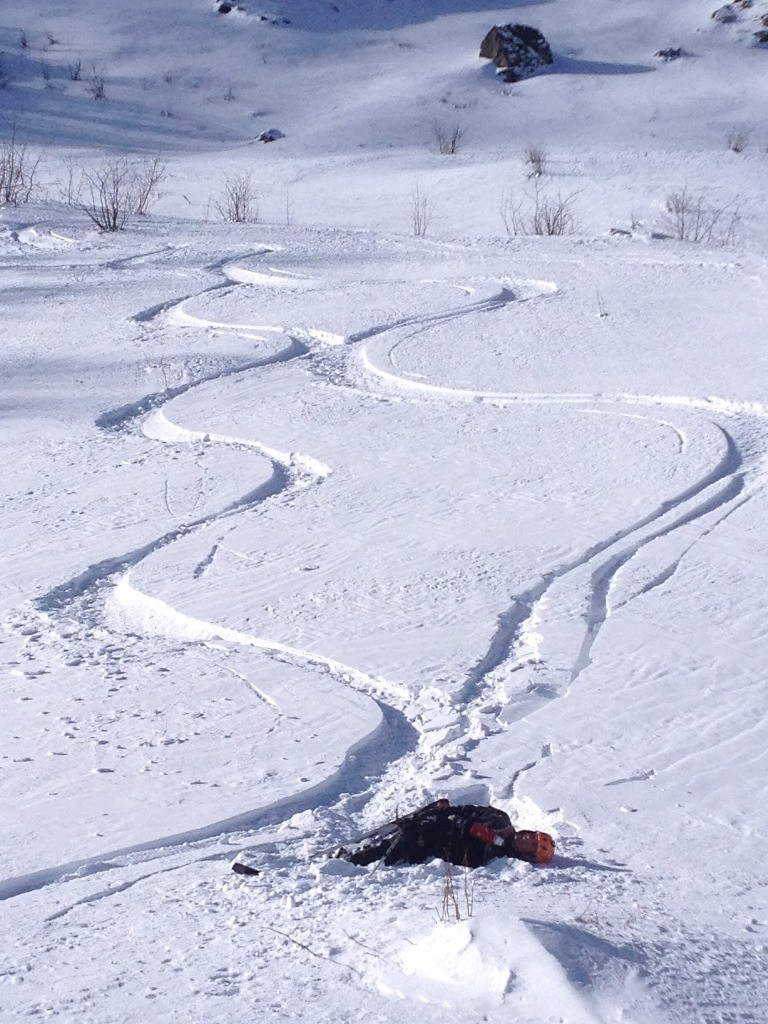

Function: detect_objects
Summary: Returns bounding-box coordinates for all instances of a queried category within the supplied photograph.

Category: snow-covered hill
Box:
[1,2,767,1023]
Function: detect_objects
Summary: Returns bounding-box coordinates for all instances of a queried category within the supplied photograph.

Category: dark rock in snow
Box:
[711,5,739,22]
[479,24,553,83]
[654,47,685,61]
[257,128,285,143]
[755,29,768,42]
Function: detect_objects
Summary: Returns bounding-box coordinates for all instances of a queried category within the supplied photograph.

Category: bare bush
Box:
[68,57,82,81]
[19,30,29,49]
[663,187,739,245]
[410,182,436,236]
[431,120,465,155]
[76,158,137,231]
[0,133,44,204]
[214,172,259,222]
[501,182,578,236]
[133,156,168,215]
[725,125,751,153]
[71,156,168,228]
[57,156,82,206]
[524,143,548,177]
[87,66,106,100]
[438,862,475,922]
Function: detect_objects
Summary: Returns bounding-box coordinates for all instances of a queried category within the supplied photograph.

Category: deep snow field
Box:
[2,2,768,1022]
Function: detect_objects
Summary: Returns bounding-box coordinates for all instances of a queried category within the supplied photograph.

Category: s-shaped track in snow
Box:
[6,244,768,904]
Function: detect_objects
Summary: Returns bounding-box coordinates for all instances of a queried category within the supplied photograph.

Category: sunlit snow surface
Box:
[2,0,768,1021]
[2,212,767,1024]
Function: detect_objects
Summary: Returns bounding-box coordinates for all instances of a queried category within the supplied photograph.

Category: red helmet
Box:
[507,829,555,864]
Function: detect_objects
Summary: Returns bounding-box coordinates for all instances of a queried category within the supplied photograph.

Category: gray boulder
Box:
[480,24,553,83]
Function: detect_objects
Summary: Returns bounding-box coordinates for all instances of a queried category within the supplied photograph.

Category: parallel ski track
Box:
[5,243,768,907]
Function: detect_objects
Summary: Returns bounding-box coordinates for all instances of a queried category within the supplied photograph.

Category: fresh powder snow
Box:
[1,2,767,1022]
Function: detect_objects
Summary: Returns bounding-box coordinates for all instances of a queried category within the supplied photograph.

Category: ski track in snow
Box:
[5,243,768,911]
[352,280,768,801]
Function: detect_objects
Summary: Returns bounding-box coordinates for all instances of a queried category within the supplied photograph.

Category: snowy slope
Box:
[2,2,768,1023]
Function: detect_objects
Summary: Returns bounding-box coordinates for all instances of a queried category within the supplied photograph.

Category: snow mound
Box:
[376,911,607,1021]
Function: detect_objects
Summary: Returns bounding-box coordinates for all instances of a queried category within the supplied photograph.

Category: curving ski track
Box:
[5,244,768,907]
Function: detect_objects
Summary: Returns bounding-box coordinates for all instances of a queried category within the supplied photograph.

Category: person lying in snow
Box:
[333,799,555,869]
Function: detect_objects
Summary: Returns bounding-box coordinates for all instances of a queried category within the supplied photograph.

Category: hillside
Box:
[1,3,768,1023]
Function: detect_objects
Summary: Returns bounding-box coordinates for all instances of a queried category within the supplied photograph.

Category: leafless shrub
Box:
[71,156,169,228]
[87,66,106,100]
[524,143,548,177]
[500,191,524,236]
[76,158,137,231]
[19,30,29,49]
[725,125,751,153]
[438,863,475,922]
[410,182,436,236]
[431,120,465,155]
[500,182,578,236]
[44,30,59,48]
[57,156,82,206]
[284,188,295,226]
[132,156,168,215]
[223,83,236,102]
[68,57,82,81]
[214,171,259,222]
[0,132,44,204]
[40,59,51,83]
[663,187,739,245]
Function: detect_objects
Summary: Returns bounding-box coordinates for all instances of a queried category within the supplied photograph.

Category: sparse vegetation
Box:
[132,156,168,215]
[71,157,167,230]
[663,187,739,245]
[431,120,465,155]
[410,182,436,236]
[0,132,44,205]
[438,862,475,922]
[214,172,259,222]
[87,65,107,100]
[726,125,751,153]
[524,143,548,177]
[500,182,578,236]
[68,57,82,81]
[56,156,81,206]
[76,158,137,230]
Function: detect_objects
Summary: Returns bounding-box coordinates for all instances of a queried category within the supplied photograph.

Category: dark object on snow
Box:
[216,2,246,13]
[232,860,261,876]
[755,29,768,42]
[711,5,739,22]
[654,47,685,61]
[480,24,553,83]
[257,128,285,143]
[334,800,555,869]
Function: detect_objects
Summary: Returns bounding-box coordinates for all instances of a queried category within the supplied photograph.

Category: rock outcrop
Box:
[479,24,553,83]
